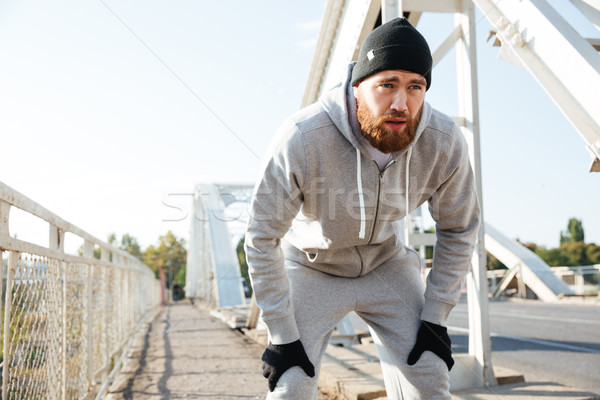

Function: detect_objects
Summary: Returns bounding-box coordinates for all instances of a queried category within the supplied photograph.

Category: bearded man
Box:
[245,17,480,399]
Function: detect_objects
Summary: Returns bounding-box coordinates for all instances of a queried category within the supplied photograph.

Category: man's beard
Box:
[356,100,421,154]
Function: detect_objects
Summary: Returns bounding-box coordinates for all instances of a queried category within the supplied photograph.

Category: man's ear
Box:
[353,84,359,99]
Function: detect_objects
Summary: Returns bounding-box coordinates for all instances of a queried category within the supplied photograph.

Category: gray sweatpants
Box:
[266,249,451,400]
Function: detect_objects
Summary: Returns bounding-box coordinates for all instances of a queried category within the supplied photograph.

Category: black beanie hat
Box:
[351,17,432,90]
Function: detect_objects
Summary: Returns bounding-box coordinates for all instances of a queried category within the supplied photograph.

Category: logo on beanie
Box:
[367,49,375,61]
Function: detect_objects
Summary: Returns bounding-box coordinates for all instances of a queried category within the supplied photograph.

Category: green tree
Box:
[143,231,187,293]
[560,241,589,266]
[560,218,584,245]
[102,232,143,260]
[535,246,571,267]
[236,237,252,296]
[528,218,597,267]
[120,233,143,260]
[585,243,600,264]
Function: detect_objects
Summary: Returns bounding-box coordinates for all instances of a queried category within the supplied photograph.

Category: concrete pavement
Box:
[316,341,600,400]
[105,302,266,400]
[106,302,600,400]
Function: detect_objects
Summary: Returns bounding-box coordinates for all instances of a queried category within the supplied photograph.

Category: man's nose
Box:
[390,91,408,112]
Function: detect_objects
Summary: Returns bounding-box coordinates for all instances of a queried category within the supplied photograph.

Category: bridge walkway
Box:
[105,301,267,400]
[105,301,600,400]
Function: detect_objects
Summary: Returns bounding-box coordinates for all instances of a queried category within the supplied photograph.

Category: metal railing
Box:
[551,265,600,295]
[487,265,600,297]
[0,182,161,399]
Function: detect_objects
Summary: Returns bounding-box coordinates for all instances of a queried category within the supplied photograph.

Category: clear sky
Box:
[1,0,598,253]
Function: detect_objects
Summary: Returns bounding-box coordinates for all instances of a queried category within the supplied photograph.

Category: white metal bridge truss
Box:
[185,184,250,308]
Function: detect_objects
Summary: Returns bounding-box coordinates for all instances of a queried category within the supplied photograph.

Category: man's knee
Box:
[402,351,451,399]
[265,366,319,400]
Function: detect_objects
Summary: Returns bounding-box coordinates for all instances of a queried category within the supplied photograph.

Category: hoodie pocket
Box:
[298,248,363,277]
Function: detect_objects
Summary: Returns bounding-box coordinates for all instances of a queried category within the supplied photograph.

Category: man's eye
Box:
[381,83,393,88]
[409,85,423,90]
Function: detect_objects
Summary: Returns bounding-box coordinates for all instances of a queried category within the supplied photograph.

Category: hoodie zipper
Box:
[366,172,383,244]
[355,159,396,276]
[367,159,395,244]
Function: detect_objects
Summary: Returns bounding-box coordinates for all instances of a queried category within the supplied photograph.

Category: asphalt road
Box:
[447,298,600,394]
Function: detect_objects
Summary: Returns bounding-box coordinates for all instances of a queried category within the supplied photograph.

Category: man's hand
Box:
[261,339,315,392]
[407,320,454,371]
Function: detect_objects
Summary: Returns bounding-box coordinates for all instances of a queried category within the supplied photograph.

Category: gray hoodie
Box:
[245,63,480,345]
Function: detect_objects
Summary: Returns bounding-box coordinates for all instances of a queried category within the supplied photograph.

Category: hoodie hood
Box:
[319,62,432,160]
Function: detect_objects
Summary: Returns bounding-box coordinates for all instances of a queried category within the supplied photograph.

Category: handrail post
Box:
[62,258,67,400]
[0,249,3,365]
[50,225,64,252]
[87,264,94,392]
[105,265,110,384]
[0,201,10,237]
[50,224,68,400]
[100,248,110,386]
[0,201,9,370]
[129,271,134,332]
[2,251,17,400]
[83,240,94,393]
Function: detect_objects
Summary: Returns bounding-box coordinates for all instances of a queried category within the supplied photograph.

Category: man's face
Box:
[353,69,426,154]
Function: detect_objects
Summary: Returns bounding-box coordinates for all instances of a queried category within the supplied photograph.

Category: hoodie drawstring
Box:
[356,148,366,239]
[404,147,413,245]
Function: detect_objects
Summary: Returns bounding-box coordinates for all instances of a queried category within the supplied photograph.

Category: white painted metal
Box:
[61,257,67,400]
[485,223,574,300]
[302,0,346,107]
[186,184,250,307]
[408,232,437,246]
[552,265,600,294]
[87,264,94,392]
[432,25,464,66]
[570,0,600,31]
[454,0,496,385]
[449,354,485,391]
[186,192,200,299]
[320,0,380,99]
[0,201,9,237]
[382,0,403,21]
[492,267,520,298]
[473,0,600,171]
[2,251,16,400]
[403,0,462,13]
[354,0,385,61]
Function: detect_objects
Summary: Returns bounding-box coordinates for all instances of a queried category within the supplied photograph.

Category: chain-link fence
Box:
[0,182,161,399]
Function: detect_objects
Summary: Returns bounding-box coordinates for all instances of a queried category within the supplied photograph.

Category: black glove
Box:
[407,320,454,371]
[261,339,315,392]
